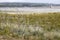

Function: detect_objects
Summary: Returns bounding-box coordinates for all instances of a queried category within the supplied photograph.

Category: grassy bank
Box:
[0,12,60,40]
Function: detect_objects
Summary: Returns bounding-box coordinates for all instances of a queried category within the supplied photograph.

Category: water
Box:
[0,7,60,12]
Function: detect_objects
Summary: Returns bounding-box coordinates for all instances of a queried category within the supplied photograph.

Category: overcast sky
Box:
[0,0,60,4]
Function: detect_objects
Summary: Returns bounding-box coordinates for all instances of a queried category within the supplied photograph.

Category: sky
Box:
[0,0,60,4]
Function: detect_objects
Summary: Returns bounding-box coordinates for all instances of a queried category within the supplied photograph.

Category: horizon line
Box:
[0,2,59,4]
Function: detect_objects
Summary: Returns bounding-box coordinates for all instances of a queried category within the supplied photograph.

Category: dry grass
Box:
[0,12,60,40]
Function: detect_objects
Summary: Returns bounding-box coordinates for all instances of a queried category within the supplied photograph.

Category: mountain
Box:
[0,2,60,7]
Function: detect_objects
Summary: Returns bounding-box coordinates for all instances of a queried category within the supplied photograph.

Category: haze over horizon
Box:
[0,0,60,4]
